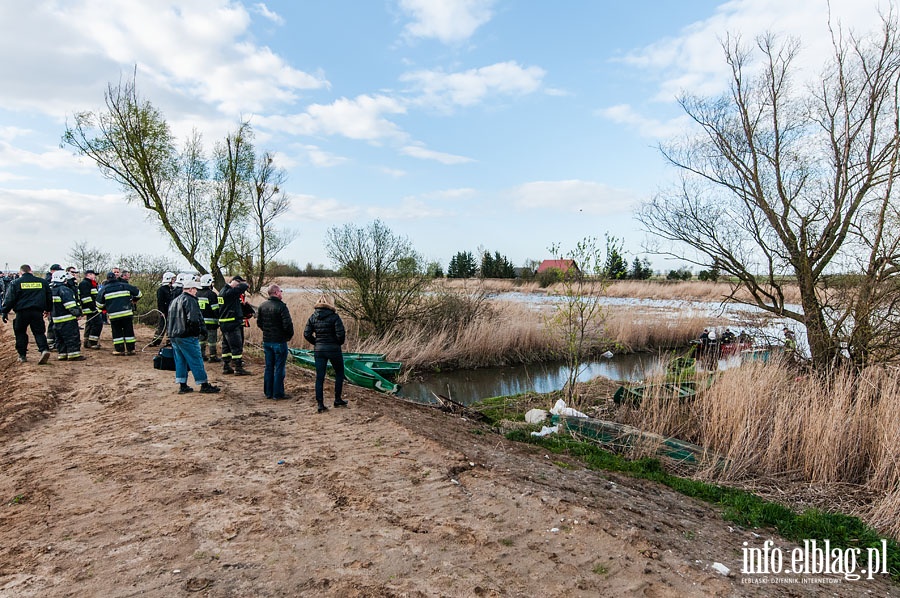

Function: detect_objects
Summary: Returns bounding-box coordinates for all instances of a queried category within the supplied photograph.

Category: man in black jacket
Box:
[167,279,219,394]
[303,295,347,413]
[151,271,175,347]
[95,272,142,355]
[1,264,52,364]
[256,284,293,400]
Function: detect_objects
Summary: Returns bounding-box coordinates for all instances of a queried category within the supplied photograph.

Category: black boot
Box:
[222,360,234,375]
[178,383,194,394]
[200,382,220,394]
[317,402,328,413]
[334,398,348,408]
[233,359,251,376]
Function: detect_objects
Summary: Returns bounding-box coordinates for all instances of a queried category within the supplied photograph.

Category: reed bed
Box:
[615,360,900,538]
[266,285,718,370]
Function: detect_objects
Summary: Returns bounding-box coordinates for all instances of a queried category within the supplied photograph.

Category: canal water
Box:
[398,353,669,405]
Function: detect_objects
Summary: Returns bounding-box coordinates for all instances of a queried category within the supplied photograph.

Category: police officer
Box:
[79,270,102,349]
[50,270,84,361]
[96,271,142,355]
[219,275,251,375]
[1,264,52,364]
[196,274,220,362]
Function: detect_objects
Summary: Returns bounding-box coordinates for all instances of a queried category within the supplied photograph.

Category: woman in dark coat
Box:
[303,295,347,413]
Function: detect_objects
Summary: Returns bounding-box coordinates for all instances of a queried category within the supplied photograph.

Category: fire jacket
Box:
[51,283,81,324]
[196,287,220,329]
[96,280,142,320]
[78,278,99,315]
[218,282,249,329]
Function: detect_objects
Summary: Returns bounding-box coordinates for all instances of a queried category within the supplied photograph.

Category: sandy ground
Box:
[0,322,894,597]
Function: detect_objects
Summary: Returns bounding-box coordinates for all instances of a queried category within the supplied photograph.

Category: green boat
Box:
[613,379,710,405]
[288,348,401,394]
[344,358,400,394]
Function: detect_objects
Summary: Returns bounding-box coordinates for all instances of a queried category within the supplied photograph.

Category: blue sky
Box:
[0,0,888,273]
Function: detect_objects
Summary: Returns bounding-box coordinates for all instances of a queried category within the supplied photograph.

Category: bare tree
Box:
[324,220,429,336]
[639,15,900,368]
[67,241,111,274]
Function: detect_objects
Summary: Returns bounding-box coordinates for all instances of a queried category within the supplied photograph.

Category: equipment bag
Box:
[152,346,176,371]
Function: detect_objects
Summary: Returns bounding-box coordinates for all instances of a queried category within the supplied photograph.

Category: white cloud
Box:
[510,180,640,216]
[302,145,347,168]
[259,95,407,141]
[286,193,359,221]
[402,61,545,110]
[253,2,285,25]
[0,1,327,117]
[0,141,93,173]
[368,197,451,219]
[597,104,692,139]
[398,0,495,43]
[401,144,474,164]
[380,167,408,178]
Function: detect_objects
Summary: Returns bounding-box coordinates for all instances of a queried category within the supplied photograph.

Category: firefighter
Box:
[151,271,176,347]
[45,263,62,350]
[1,264,52,364]
[218,275,251,375]
[96,271,142,355]
[78,270,102,349]
[196,274,221,362]
[50,270,84,361]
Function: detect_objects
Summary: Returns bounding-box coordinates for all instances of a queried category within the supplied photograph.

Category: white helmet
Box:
[199,274,214,288]
[65,272,76,281]
[51,270,67,284]
[173,273,187,288]
[162,271,175,284]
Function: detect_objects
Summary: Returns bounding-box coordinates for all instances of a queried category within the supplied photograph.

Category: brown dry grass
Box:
[612,360,900,539]
[271,286,713,371]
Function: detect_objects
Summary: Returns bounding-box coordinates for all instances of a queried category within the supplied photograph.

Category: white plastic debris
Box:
[550,527,560,533]
[711,562,730,576]
[549,399,588,419]
[601,350,614,359]
[525,409,548,424]
[530,425,559,437]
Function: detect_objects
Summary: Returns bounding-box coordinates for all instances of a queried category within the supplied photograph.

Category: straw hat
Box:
[314,295,336,311]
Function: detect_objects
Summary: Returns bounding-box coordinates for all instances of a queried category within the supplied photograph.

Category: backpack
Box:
[152,346,176,371]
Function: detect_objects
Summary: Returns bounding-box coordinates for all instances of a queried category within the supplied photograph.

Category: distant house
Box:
[536,259,580,275]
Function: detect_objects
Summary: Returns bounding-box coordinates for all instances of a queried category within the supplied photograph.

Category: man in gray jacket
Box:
[167,280,220,394]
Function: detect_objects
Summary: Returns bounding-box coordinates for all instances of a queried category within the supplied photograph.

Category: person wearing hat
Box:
[167,279,220,394]
[303,295,347,413]
[78,270,103,349]
[196,274,221,363]
[150,272,176,347]
[256,284,294,400]
[96,270,142,355]
[1,264,52,364]
[218,275,251,376]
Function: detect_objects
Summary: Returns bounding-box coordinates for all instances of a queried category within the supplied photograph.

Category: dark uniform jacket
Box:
[96,280,142,320]
[256,297,294,343]
[78,278,98,315]
[218,283,249,329]
[50,283,81,324]
[167,293,203,338]
[1,273,52,314]
[303,307,345,352]
[156,284,174,315]
[196,288,220,329]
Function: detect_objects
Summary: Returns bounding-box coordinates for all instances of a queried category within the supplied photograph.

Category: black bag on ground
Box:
[153,346,176,371]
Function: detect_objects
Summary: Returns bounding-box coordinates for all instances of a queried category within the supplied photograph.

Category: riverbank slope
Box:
[0,324,889,596]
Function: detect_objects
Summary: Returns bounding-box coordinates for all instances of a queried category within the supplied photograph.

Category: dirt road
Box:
[0,324,893,596]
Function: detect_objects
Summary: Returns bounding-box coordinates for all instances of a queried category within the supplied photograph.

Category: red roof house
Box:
[536,259,580,274]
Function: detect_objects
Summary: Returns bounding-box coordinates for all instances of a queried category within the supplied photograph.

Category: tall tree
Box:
[639,16,900,368]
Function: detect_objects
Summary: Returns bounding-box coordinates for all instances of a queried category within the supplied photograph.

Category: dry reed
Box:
[615,360,900,538]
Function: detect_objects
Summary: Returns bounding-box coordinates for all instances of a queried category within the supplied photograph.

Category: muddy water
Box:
[398,353,668,405]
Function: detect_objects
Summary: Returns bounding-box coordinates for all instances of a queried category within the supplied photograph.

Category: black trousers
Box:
[84,312,103,344]
[13,310,49,356]
[54,319,81,358]
[110,317,136,352]
[220,325,244,360]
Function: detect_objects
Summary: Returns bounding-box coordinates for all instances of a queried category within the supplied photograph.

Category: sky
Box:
[0,0,891,274]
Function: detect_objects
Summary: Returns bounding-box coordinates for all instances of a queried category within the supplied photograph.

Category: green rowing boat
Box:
[288,348,401,394]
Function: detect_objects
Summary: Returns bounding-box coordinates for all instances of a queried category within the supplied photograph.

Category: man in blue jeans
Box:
[167,279,220,394]
[256,284,294,400]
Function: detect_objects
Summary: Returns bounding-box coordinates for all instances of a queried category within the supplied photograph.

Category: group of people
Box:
[1,263,349,411]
